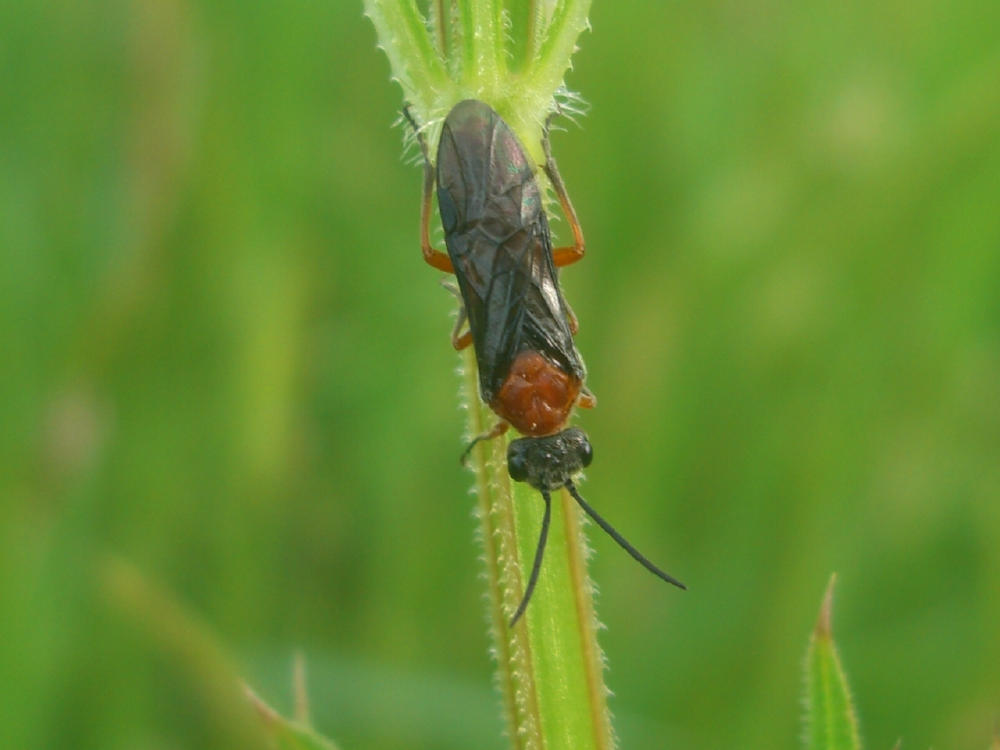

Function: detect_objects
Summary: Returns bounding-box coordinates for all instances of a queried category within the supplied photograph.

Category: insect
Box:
[407,99,685,626]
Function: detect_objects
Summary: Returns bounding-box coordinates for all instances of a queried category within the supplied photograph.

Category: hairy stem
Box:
[463,348,613,750]
[367,0,607,745]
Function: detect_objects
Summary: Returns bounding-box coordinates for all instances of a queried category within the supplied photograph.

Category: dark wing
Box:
[436,100,585,403]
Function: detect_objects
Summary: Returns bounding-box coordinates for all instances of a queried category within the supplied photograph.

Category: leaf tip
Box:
[815,572,838,639]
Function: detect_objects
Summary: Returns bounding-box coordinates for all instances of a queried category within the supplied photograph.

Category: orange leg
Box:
[404,105,454,273]
[453,330,473,349]
[420,159,454,273]
[542,120,586,268]
[565,300,579,335]
[450,305,473,350]
[577,388,597,409]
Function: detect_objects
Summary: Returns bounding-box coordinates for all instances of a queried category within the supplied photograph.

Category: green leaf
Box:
[100,559,272,750]
[803,574,862,750]
[365,0,592,172]
[245,684,341,750]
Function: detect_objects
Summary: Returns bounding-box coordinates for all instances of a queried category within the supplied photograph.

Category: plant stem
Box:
[366,1,606,745]
[463,348,613,750]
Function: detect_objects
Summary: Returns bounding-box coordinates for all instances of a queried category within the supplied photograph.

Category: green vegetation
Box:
[2,1,998,749]
[804,577,861,750]
[366,2,613,747]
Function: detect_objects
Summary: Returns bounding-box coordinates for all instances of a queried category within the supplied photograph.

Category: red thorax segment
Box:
[490,350,582,437]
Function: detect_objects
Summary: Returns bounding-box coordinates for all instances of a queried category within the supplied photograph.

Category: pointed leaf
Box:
[804,574,862,750]
[245,685,340,750]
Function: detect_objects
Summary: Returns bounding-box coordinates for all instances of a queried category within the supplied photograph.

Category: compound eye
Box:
[507,445,529,482]
[579,436,593,468]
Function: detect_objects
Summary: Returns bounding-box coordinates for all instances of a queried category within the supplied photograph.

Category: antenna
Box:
[508,490,552,628]
[565,480,686,591]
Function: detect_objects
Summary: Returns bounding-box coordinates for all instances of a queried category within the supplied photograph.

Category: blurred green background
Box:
[3,1,999,748]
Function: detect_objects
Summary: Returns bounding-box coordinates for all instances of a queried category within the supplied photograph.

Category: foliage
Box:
[803,576,861,750]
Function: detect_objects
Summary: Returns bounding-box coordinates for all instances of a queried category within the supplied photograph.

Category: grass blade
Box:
[245,684,341,750]
[804,574,862,750]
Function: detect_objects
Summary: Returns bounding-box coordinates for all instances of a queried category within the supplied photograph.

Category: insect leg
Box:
[509,490,552,627]
[450,306,473,350]
[542,118,586,269]
[459,421,509,465]
[440,279,472,349]
[564,299,579,335]
[419,156,454,273]
[403,105,454,273]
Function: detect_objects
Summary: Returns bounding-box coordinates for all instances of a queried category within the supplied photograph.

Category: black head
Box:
[507,427,592,491]
[504,426,685,628]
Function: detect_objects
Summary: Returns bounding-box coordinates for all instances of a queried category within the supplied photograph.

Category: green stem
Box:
[431,0,448,59]
[463,349,613,750]
[367,1,606,745]
[505,0,537,71]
